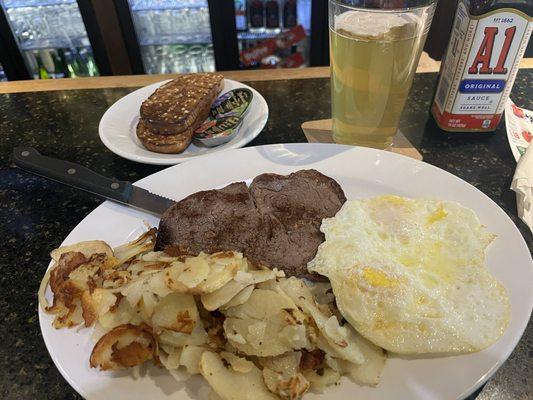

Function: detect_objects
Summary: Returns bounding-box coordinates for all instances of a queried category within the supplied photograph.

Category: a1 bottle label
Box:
[432,2,532,132]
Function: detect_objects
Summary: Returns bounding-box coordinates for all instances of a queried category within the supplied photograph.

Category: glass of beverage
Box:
[329,0,436,149]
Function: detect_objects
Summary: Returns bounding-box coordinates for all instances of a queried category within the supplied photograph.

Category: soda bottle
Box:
[431,0,532,132]
[248,0,265,32]
[235,0,248,31]
[283,0,297,29]
[265,0,280,33]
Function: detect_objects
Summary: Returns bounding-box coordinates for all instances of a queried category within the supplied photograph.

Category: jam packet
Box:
[194,88,253,147]
[505,99,532,161]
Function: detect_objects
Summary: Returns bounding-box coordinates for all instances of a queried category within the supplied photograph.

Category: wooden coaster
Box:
[301,119,423,161]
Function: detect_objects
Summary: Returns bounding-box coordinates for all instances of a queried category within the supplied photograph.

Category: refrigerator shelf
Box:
[131,4,206,12]
[238,29,311,41]
[129,0,207,12]
[20,35,90,51]
[2,0,75,9]
[238,31,278,41]
[139,34,211,46]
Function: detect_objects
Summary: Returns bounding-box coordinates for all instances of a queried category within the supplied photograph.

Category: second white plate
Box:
[98,78,269,165]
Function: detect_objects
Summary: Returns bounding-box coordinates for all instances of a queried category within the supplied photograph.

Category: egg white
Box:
[308,195,510,354]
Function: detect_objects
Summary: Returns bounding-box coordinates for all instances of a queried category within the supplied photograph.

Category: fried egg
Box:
[308,195,510,354]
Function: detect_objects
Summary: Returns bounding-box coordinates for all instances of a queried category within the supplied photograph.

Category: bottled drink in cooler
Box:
[283,0,297,29]
[265,0,280,32]
[36,54,50,80]
[248,0,265,32]
[235,0,247,31]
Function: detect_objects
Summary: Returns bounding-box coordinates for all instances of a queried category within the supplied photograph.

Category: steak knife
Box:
[12,147,175,217]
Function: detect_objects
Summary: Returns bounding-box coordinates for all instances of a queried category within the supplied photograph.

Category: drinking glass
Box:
[329,0,436,149]
[171,45,189,73]
[188,45,204,73]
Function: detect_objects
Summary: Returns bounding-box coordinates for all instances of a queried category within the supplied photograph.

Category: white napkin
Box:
[511,143,533,233]
[506,99,533,233]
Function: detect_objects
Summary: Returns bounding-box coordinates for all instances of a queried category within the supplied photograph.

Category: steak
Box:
[155,169,346,279]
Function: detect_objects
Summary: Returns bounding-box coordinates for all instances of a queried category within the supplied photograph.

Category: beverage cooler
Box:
[0,0,99,79]
[126,0,215,74]
[115,0,322,74]
[0,0,328,80]
[235,0,312,69]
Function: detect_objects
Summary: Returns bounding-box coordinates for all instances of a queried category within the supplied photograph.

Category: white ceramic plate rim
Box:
[98,78,269,165]
[39,143,533,400]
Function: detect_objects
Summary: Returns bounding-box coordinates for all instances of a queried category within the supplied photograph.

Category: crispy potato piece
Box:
[199,351,278,400]
[278,278,364,365]
[223,289,307,356]
[151,292,198,334]
[90,323,156,371]
[113,228,156,265]
[47,252,113,328]
[50,240,114,262]
[81,289,117,327]
[261,352,310,400]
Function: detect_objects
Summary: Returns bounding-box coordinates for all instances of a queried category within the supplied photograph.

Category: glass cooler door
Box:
[235,0,312,69]
[0,0,99,79]
[128,0,215,74]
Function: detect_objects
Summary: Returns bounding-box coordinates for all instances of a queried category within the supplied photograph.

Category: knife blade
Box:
[11,146,175,217]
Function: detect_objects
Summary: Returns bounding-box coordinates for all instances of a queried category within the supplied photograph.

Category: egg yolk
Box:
[362,268,397,288]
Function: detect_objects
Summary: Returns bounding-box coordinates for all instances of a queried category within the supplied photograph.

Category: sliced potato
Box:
[99,295,136,329]
[195,257,245,294]
[278,277,364,364]
[223,289,307,356]
[179,256,210,289]
[81,289,117,327]
[158,319,208,347]
[260,352,309,399]
[163,347,183,369]
[90,323,156,371]
[199,351,278,400]
[263,368,310,400]
[336,330,387,386]
[50,240,114,262]
[304,367,341,392]
[201,269,280,311]
[151,292,198,334]
[179,345,206,374]
[220,351,255,373]
[113,228,156,265]
[219,285,254,310]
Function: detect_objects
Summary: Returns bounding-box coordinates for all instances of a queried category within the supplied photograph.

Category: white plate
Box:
[39,144,533,400]
[98,79,268,165]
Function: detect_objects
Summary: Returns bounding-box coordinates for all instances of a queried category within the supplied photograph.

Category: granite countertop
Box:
[0,71,531,399]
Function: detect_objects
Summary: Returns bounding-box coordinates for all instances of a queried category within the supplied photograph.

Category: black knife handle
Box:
[12,147,132,203]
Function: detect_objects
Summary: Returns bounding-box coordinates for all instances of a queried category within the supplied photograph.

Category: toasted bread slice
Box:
[137,121,193,154]
[140,73,224,135]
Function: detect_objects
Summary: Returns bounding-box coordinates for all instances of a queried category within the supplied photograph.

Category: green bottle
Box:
[36,54,50,80]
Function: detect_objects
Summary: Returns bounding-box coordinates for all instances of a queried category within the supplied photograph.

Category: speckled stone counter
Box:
[0,71,531,400]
